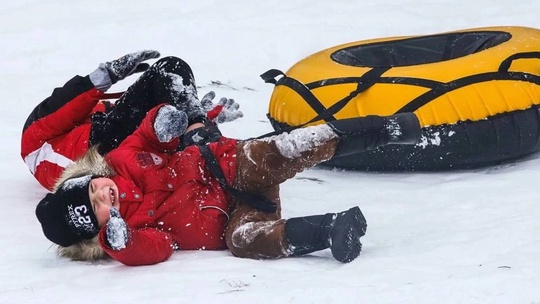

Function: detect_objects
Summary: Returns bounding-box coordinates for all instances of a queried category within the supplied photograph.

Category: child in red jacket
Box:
[35,82,422,265]
[21,51,242,190]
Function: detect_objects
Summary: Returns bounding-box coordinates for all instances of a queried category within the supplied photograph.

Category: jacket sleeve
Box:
[114,104,180,154]
[98,226,175,266]
[22,75,100,132]
[21,76,104,190]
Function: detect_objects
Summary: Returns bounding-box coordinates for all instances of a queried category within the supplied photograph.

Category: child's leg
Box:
[90,56,205,154]
[234,112,422,192]
[225,192,367,263]
[233,124,339,193]
[225,124,340,259]
[224,187,290,259]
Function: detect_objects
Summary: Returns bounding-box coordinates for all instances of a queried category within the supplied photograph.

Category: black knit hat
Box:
[35,175,99,247]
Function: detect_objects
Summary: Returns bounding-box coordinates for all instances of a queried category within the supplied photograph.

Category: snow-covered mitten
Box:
[200,91,244,124]
[89,50,161,91]
[154,105,188,143]
[106,207,129,251]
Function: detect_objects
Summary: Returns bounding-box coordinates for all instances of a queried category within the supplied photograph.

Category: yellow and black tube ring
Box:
[263,26,540,170]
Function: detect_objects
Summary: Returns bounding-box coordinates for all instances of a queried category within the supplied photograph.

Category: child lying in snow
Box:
[34,55,422,266]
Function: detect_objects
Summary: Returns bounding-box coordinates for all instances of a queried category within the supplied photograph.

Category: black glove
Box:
[89,50,160,91]
[154,105,188,143]
[106,207,129,251]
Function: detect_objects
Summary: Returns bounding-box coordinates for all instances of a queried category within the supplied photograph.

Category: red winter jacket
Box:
[98,105,238,266]
[21,76,107,190]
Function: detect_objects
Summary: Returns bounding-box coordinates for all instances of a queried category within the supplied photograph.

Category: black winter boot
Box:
[284,206,367,263]
[327,113,421,157]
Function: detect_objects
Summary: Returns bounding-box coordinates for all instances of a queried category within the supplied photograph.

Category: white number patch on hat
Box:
[68,204,94,230]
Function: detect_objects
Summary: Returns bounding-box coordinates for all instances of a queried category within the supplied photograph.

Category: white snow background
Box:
[1,1,540,303]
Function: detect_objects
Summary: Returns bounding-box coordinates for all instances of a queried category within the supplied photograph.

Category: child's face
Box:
[88,177,120,228]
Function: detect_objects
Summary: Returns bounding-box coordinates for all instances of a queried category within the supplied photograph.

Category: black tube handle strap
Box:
[499,52,540,73]
[260,69,286,84]
[261,69,336,121]
[254,67,390,140]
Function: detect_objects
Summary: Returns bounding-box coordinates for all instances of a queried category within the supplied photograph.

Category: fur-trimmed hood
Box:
[52,147,115,261]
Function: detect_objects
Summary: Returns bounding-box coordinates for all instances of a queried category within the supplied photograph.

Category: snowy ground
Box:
[1,0,540,303]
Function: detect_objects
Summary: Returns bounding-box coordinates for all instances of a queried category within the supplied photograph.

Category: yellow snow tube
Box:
[263,26,540,170]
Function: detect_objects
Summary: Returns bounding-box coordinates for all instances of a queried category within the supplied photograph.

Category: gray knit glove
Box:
[201,91,244,124]
[89,50,161,92]
[106,207,129,251]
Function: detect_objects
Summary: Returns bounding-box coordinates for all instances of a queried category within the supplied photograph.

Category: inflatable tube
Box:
[263,26,540,170]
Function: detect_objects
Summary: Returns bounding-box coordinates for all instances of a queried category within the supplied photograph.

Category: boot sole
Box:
[330,206,367,263]
[385,113,421,144]
[352,206,368,237]
[331,223,362,263]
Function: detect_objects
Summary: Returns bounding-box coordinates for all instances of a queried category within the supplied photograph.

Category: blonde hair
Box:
[54,147,115,261]
[57,236,107,261]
